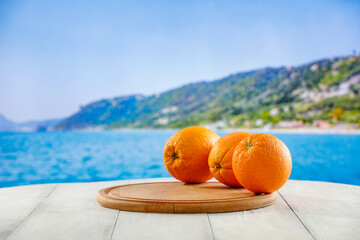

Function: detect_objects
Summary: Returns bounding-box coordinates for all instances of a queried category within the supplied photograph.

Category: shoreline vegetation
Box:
[5,126,359,135]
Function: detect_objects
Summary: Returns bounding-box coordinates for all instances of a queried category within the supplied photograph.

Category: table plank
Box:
[110,178,214,240]
[279,180,360,240]
[0,183,57,240]
[6,180,128,240]
[112,211,214,240]
[1,179,359,240]
[208,182,314,240]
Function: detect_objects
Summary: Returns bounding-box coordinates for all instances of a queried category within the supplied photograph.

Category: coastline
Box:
[223,128,360,135]
[2,127,360,135]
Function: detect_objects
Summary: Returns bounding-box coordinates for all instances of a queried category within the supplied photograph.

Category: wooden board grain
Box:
[97,181,277,213]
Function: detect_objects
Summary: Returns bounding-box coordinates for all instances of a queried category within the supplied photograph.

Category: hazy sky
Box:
[1,0,359,122]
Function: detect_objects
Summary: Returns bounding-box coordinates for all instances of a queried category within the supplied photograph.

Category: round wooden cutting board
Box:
[97,182,277,213]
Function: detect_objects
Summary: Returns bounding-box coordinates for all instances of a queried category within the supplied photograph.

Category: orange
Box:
[232,133,292,193]
[163,126,220,183]
[208,132,252,187]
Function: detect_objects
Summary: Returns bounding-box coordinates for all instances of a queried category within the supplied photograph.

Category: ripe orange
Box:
[232,134,292,193]
[163,126,220,183]
[208,132,252,187]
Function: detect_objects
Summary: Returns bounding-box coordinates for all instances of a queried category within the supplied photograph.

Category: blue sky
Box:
[0,0,359,122]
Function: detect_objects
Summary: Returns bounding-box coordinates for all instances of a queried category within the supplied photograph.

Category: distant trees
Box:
[328,108,344,123]
[260,111,271,124]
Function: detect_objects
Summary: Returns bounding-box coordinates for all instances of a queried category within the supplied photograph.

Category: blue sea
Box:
[0,130,360,188]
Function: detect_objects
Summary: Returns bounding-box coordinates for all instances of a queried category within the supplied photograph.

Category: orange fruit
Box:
[232,133,292,193]
[208,132,252,187]
[163,126,220,183]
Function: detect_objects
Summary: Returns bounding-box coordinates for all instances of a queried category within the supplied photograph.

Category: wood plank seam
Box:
[277,191,316,240]
[109,210,120,240]
[206,214,216,240]
[5,184,59,240]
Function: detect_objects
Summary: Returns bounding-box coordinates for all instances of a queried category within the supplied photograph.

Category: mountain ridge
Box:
[53,54,360,129]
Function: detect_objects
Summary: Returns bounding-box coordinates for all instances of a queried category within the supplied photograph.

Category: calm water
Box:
[0,130,359,187]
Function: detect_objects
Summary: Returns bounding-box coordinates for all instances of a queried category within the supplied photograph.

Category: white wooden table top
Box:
[0,178,359,240]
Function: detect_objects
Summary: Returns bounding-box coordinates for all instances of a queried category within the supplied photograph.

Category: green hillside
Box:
[57,55,360,129]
